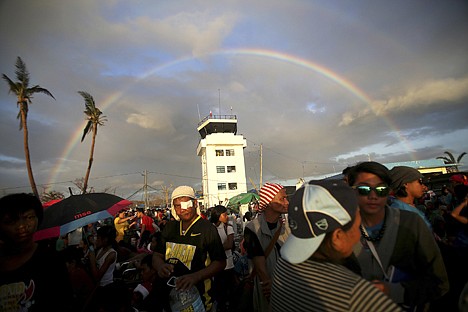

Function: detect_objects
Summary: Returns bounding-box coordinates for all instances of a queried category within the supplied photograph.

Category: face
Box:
[140,263,156,283]
[0,209,38,245]
[269,189,289,214]
[352,172,388,217]
[173,197,198,223]
[94,235,105,249]
[405,178,426,199]
[219,212,229,224]
[341,208,362,257]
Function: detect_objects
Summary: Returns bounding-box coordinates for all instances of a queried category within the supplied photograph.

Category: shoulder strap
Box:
[264,221,283,257]
[248,220,284,280]
[361,228,389,281]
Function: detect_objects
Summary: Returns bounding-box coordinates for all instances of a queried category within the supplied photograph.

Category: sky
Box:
[1,0,467,201]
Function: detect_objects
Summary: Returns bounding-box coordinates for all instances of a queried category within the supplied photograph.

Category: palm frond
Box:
[2,74,18,92]
[457,152,467,163]
[78,91,96,110]
[436,157,450,163]
[29,85,56,100]
[443,151,455,163]
[14,57,30,86]
[16,111,23,130]
[81,121,93,142]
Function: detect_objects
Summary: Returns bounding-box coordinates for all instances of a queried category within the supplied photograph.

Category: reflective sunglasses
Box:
[353,185,390,197]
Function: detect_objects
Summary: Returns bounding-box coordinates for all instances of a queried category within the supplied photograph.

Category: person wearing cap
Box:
[242,182,290,312]
[271,180,401,312]
[347,162,449,311]
[151,185,226,312]
[389,166,431,229]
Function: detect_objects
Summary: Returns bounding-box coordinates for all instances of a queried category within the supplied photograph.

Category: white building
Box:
[197,114,247,208]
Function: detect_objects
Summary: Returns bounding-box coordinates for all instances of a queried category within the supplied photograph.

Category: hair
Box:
[140,253,153,267]
[0,193,44,225]
[394,185,409,198]
[97,225,117,243]
[342,166,353,177]
[347,161,392,187]
[210,205,227,224]
[243,211,252,222]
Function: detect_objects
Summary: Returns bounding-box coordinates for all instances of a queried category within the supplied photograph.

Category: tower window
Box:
[216,166,225,173]
[228,183,238,190]
[227,166,236,173]
[218,183,226,190]
[216,149,224,156]
[226,149,235,156]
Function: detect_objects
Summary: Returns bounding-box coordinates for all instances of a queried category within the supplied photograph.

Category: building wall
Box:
[197,132,247,208]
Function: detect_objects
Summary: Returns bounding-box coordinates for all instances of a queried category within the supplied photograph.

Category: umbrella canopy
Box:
[227,192,259,207]
[34,193,132,241]
[42,198,62,209]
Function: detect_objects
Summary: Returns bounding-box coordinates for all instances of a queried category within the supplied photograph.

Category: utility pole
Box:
[143,170,149,208]
[260,144,263,188]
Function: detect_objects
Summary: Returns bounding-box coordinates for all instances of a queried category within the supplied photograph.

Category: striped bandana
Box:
[259,182,284,212]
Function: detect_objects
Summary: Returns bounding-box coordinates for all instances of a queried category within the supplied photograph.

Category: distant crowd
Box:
[1,162,467,311]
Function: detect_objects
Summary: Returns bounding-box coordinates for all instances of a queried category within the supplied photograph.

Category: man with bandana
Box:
[242,183,291,312]
[152,185,226,312]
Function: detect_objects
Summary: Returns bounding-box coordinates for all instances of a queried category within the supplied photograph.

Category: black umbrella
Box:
[34,193,132,241]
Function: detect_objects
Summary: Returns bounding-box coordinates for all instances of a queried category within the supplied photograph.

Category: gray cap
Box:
[390,166,422,190]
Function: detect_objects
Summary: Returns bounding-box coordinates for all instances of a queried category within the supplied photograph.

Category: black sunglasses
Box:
[353,185,390,197]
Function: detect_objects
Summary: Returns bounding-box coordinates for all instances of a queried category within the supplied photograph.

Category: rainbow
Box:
[47,48,415,186]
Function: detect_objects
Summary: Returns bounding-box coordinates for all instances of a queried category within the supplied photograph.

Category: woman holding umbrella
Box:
[0,193,73,311]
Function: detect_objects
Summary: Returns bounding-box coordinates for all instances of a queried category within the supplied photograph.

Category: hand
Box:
[371,280,390,296]
[175,273,199,291]
[157,263,174,278]
[260,279,272,299]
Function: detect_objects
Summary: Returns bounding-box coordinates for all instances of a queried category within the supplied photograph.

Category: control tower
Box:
[197,113,247,208]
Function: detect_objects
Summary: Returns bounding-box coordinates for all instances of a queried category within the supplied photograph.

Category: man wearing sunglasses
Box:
[347,161,449,311]
[389,166,431,229]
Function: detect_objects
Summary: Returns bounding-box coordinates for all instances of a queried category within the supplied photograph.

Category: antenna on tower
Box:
[218,88,221,115]
[197,103,201,121]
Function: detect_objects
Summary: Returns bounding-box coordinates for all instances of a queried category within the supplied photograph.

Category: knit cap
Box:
[390,166,422,190]
[258,183,284,211]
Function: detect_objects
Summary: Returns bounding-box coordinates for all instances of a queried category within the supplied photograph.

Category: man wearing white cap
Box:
[242,182,290,312]
[152,185,226,312]
[271,180,401,312]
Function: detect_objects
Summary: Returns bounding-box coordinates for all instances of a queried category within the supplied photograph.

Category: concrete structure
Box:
[197,114,248,208]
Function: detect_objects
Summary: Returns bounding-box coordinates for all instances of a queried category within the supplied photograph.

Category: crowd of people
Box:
[1,162,467,311]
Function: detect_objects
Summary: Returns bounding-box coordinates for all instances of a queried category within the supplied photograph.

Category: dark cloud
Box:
[1,0,467,197]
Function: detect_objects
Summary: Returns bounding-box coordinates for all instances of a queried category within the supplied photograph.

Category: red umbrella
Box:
[42,198,62,209]
[34,193,132,241]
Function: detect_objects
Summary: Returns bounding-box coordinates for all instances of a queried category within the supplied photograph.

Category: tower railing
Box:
[198,114,237,126]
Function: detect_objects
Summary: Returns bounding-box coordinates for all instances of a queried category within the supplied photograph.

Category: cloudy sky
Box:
[1,0,467,200]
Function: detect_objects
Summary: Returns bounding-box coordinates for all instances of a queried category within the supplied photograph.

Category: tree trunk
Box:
[82,124,97,194]
[21,105,39,198]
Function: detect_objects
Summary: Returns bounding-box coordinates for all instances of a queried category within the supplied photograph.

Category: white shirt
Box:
[96,248,117,286]
[216,223,234,270]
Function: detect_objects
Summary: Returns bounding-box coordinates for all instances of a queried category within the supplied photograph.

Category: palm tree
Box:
[2,57,55,198]
[78,91,107,194]
[436,151,467,172]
